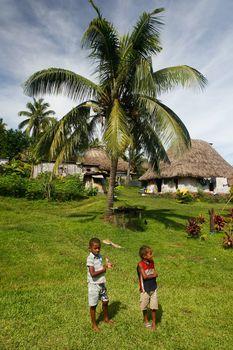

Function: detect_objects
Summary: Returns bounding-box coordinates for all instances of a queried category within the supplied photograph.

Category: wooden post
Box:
[208,208,215,233]
[122,212,126,229]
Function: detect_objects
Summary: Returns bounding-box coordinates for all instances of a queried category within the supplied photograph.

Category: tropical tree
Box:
[123,145,145,183]
[23,1,207,219]
[4,129,30,160]
[0,118,30,160]
[18,98,56,141]
[0,118,7,158]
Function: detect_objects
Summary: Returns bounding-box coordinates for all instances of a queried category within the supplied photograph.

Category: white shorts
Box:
[88,283,109,307]
[140,290,158,310]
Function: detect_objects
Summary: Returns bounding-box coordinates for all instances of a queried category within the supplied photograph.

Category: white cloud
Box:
[0,0,232,163]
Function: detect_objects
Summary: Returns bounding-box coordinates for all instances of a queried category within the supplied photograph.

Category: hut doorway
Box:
[155,179,162,192]
[209,178,215,192]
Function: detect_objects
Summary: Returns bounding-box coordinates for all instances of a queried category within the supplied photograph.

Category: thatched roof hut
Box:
[139,139,233,181]
[80,148,128,172]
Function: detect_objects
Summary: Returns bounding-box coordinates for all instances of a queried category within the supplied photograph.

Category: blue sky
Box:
[0,0,233,163]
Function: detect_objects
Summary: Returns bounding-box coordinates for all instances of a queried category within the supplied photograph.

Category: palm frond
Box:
[49,103,94,161]
[18,119,30,130]
[89,0,102,18]
[153,65,207,95]
[133,57,156,97]
[34,122,60,161]
[52,123,90,175]
[24,68,99,102]
[82,17,119,85]
[18,111,31,117]
[131,116,169,171]
[103,99,131,158]
[129,8,164,58]
[138,95,191,154]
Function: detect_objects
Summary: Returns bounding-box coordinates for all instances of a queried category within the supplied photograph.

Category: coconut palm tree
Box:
[23,1,207,219]
[18,98,56,142]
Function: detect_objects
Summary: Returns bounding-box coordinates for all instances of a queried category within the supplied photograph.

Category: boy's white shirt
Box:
[87,252,106,284]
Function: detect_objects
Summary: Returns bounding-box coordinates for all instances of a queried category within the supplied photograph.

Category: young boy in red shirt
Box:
[137,245,158,330]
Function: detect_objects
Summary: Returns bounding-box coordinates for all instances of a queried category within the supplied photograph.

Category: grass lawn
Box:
[0,188,232,350]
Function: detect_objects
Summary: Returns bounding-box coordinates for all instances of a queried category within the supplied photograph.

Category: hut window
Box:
[174,178,178,189]
[86,168,91,172]
[199,178,207,186]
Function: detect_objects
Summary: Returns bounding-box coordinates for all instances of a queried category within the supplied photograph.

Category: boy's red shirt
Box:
[137,259,157,293]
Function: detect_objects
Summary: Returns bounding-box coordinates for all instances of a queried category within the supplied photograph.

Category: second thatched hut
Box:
[139,140,233,194]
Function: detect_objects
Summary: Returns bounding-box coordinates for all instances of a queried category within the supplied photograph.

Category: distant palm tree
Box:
[0,118,7,131]
[23,1,207,219]
[18,98,56,141]
[123,145,145,183]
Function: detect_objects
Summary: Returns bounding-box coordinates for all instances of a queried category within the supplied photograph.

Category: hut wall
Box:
[0,158,9,164]
[145,181,157,194]
[84,176,105,193]
[176,177,203,192]
[33,163,54,177]
[32,162,82,178]
[161,179,176,193]
[215,177,229,193]
[161,176,230,194]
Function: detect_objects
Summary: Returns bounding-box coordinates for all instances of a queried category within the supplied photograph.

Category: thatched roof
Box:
[80,148,128,172]
[139,139,233,181]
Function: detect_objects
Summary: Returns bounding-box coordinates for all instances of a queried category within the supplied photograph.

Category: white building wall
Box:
[215,177,229,193]
[149,176,230,194]
[175,177,230,193]
[161,179,176,193]
[177,177,203,192]
[0,159,9,164]
[33,162,82,178]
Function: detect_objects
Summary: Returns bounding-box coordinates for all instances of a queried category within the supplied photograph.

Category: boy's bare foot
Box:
[92,325,102,332]
[151,325,156,331]
[104,319,115,325]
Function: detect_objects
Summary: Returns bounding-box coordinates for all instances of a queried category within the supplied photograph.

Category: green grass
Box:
[0,189,232,350]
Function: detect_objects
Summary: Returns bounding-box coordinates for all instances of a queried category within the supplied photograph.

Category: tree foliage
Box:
[0,118,30,160]
[23,2,207,217]
[18,98,56,142]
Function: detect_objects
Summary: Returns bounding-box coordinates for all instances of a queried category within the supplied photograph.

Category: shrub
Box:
[52,175,85,201]
[176,189,194,203]
[230,186,233,199]
[85,187,98,196]
[25,180,46,200]
[230,208,233,219]
[0,174,27,197]
[223,233,233,249]
[197,214,206,224]
[186,217,201,238]
[214,214,226,231]
[0,159,31,177]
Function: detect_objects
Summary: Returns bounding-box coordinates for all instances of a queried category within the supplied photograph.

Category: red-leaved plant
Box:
[230,209,233,219]
[214,214,226,231]
[223,233,233,249]
[197,214,206,224]
[186,218,201,238]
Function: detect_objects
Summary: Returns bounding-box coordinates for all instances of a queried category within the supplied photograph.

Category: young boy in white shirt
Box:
[87,237,113,332]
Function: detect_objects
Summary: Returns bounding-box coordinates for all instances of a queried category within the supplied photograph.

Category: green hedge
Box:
[0,174,28,197]
[0,174,89,201]
[52,176,86,201]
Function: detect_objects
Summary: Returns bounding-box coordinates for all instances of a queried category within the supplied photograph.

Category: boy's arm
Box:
[88,265,106,277]
[138,264,158,280]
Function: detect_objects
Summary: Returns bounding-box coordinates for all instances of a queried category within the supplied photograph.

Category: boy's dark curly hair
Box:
[89,237,101,247]
[139,245,152,259]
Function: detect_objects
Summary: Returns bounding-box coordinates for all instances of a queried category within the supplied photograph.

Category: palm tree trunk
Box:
[126,158,131,185]
[105,157,118,220]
